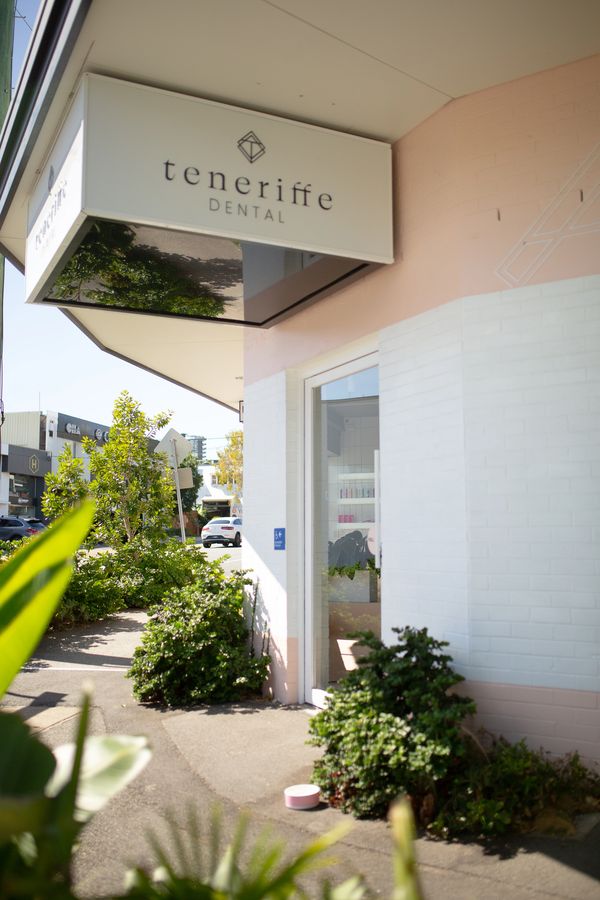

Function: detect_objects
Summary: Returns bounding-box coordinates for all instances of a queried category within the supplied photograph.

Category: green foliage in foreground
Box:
[0,505,424,898]
[0,504,151,898]
[122,807,365,900]
[113,796,423,899]
[128,571,271,706]
[309,627,600,837]
[0,504,94,696]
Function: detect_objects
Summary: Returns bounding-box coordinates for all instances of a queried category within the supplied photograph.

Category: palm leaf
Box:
[0,502,95,696]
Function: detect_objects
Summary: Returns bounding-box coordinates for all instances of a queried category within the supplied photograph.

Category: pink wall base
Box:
[455,680,600,764]
[263,634,299,706]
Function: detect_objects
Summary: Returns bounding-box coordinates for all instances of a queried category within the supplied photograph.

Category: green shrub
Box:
[52,538,219,626]
[309,626,600,837]
[128,571,270,706]
[309,627,475,819]
[107,537,216,609]
[54,550,126,625]
[431,738,600,838]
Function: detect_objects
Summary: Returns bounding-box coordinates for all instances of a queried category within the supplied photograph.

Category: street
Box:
[198,542,243,575]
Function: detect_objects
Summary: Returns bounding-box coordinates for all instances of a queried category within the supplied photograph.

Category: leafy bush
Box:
[309,627,475,819]
[431,737,600,838]
[107,537,217,609]
[2,532,230,627]
[128,570,270,706]
[52,538,218,626]
[54,550,126,625]
[309,626,600,837]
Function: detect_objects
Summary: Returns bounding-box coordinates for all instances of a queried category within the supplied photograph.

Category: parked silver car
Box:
[24,517,48,533]
[0,515,39,541]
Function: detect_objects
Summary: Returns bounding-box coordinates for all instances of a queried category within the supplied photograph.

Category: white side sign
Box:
[25,88,86,301]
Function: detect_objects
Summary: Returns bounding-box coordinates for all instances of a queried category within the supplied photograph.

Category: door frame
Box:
[302,351,379,706]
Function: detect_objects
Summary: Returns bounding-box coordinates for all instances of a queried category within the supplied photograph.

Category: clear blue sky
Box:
[2,1,239,452]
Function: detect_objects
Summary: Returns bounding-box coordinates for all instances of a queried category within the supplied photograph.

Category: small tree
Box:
[42,444,89,521]
[83,391,174,547]
[215,430,243,492]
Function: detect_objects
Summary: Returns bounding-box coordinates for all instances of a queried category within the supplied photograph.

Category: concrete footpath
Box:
[3,611,599,899]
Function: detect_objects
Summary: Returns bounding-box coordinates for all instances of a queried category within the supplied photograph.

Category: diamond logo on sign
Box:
[237,130,266,163]
[29,455,40,474]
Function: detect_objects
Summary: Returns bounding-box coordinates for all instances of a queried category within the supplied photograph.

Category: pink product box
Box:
[337,514,355,523]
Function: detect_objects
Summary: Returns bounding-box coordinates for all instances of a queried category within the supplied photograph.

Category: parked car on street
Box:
[0,515,39,541]
[201,517,242,548]
[24,517,47,532]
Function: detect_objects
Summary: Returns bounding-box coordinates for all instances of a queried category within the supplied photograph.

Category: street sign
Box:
[177,466,194,490]
[155,429,194,541]
[154,428,193,466]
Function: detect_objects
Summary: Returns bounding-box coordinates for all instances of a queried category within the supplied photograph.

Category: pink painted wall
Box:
[456,681,600,765]
[263,634,299,705]
[245,54,600,384]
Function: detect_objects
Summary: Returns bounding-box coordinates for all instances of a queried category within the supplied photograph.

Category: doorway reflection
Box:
[312,365,380,690]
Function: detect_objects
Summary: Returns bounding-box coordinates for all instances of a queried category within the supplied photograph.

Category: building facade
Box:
[0,1,598,761]
[0,441,48,517]
[1,410,110,516]
[3,411,110,474]
[182,434,207,463]
[243,56,600,760]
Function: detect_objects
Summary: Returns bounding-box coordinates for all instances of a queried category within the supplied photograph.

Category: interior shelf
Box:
[335,522,374,530]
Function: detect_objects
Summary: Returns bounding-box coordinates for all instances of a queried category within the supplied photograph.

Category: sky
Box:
[1,1,240,454]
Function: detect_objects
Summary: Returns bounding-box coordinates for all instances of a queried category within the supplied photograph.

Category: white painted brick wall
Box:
[242,371,289,640]
[242,369,301,698]
[379,302,470,666]
[379,275,600,692]
[463,275,600,691]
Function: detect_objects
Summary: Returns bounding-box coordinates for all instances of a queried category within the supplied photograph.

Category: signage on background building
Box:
[7,446,52,477]
[56,413,110,443]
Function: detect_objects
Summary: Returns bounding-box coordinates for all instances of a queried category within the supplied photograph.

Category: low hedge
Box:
[128,572,270,705]
[309,627,600,837]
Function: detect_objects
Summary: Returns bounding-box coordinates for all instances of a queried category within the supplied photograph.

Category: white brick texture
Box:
[242,370,301,700]
[379,275,600,692]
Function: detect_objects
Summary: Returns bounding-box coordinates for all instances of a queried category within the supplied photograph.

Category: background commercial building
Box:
[182,435,207,463]
[0,440,51,517]
[1,410,110,516]
[2,410,110,472]
[0,1,599,762]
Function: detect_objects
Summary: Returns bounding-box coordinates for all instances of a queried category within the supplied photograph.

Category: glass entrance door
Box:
[308,362,380,702]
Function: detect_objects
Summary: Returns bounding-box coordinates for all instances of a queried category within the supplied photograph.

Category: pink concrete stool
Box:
[284,784,321,810]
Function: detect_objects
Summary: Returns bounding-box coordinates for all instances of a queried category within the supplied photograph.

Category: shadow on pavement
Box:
[47,611,145,643]
[418,817,600,883]
[4,689,69,706]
